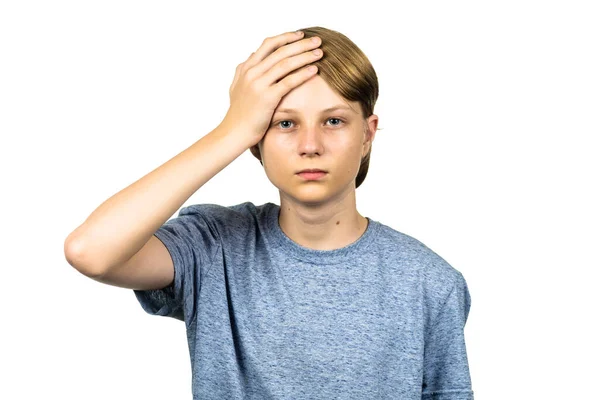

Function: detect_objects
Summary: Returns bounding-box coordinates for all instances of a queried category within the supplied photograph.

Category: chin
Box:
[286,188,335,204]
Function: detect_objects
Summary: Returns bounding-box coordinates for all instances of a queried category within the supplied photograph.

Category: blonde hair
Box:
[250,26,380,189]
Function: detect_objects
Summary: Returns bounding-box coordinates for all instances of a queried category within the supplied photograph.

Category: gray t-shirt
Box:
[134,201,474,399]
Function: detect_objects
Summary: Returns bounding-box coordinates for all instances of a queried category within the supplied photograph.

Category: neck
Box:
[277,196,368,251]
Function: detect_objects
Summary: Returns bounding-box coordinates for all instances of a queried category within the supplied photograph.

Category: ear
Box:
[362,114,379,158]
[249,144,263,164]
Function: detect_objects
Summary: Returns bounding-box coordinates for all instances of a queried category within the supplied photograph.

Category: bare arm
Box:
[64,30,322,283]
[64,123,251,277]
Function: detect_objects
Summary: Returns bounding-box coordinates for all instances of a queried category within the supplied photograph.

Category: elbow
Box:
[64,235,105,278]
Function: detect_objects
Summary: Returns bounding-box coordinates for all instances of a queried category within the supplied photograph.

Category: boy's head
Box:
[250,26,380,204]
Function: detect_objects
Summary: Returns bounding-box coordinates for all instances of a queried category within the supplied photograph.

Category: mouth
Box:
[296,170,328,180]
[297,169,327,174]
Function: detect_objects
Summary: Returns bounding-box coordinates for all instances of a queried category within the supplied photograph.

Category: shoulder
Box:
[375,222,466,296]
[180,201,260,220]
[178,201,270,236]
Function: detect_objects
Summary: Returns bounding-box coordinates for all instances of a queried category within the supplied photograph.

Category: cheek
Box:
[261,146,288,173]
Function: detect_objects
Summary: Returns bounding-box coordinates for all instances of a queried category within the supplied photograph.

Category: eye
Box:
[275,118,345,130]
[278,120,293,129]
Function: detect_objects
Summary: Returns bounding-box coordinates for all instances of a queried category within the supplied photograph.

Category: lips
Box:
[297,169,326,173]
[297,170,327,180]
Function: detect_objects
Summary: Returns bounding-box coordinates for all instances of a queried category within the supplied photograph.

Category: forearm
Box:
[64,124,251,276]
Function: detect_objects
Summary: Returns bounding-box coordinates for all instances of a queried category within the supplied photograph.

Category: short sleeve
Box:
[422,273,474,400]
[133,205,221,326]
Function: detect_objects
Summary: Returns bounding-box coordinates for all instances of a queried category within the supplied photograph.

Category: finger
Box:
[272,64,319,99]
[231,51,255,94]
[245,31,306,70]
[251,36,321,80]
[230,63,242,94]
[260,46,322,88]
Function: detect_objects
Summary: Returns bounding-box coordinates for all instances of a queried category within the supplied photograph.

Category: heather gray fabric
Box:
[133,202,474,399]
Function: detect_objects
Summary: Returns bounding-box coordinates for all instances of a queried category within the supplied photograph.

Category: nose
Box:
[297,126,325,156]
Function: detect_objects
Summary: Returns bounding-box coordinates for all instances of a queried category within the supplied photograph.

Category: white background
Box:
[1,1,598,399]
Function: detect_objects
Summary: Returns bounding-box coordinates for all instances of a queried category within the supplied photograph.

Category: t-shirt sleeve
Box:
[422,272,474,400]
[132,205,221,325]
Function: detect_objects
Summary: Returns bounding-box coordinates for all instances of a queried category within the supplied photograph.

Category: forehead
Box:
[275,75,357,115]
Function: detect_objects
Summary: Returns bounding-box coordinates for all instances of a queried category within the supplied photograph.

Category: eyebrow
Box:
[274,105,356,115]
